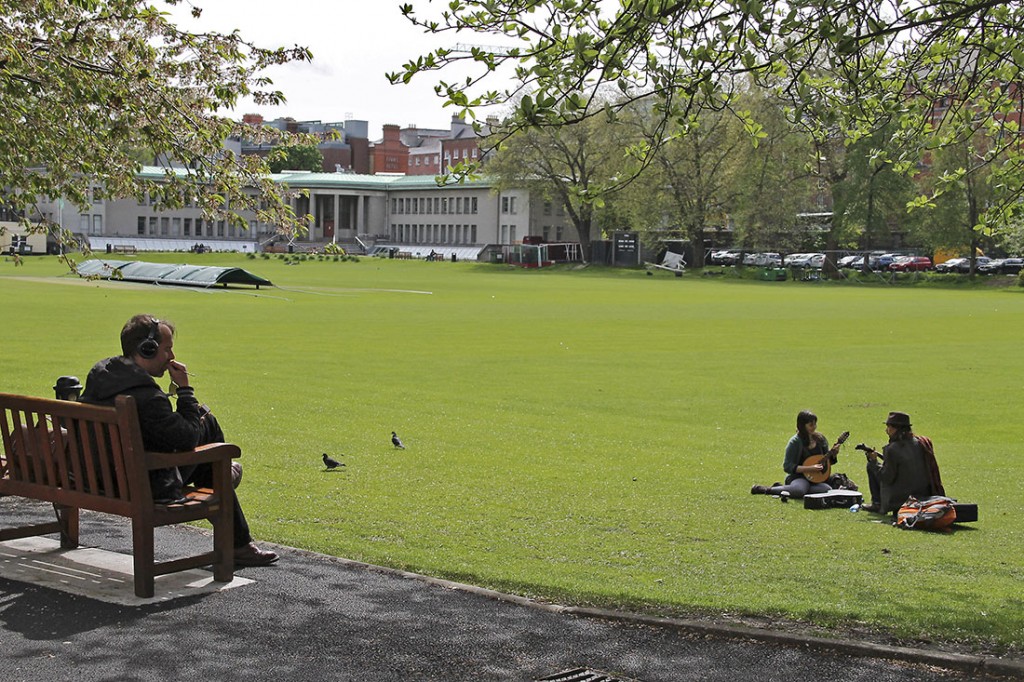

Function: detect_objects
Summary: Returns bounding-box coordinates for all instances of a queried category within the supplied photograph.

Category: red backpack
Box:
[895,496,957,531]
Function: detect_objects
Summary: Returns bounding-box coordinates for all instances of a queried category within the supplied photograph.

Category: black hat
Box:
[884,411,912,428]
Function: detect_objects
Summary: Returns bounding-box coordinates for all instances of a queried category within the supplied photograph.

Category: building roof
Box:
[134,166,494,191]
[75,259,272,288]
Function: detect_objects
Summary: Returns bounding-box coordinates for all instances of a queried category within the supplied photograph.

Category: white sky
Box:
[170,1,502,139]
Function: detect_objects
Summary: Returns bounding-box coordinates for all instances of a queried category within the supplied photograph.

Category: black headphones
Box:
[137,319,161,359]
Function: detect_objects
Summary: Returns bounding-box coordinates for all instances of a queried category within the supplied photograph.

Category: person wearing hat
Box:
[862,411,945,514]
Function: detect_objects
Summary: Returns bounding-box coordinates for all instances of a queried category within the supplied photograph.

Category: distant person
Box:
[81,313,279,567]
[751,410,841,499]
[861,411,944,514]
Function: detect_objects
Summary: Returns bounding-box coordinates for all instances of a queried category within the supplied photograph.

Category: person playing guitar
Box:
[751,410,845,500]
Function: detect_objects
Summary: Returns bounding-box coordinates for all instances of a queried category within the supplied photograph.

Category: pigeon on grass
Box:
[391,431,406,449]
[322,453,345,470]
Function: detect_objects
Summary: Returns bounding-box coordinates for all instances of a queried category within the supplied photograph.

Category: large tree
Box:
[267,143,325,174]
[633,104,740,267]
[725,85,815,253]
[1,0,313,252]
[394,0,1024,233]
[484,114,639,260]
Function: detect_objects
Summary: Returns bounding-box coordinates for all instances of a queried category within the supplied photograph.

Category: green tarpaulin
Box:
[76,259,272,288]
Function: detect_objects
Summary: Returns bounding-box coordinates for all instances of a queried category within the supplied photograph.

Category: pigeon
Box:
[322,453,344,470]
[391,431,406,449]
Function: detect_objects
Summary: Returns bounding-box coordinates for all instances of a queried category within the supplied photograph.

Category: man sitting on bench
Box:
[81,313,278,567]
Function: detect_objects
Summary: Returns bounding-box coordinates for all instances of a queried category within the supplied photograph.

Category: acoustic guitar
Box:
[802,431,849,483]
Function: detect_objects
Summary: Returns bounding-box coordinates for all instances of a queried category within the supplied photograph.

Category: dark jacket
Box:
[81,356,203,501]
[868,435,934,513]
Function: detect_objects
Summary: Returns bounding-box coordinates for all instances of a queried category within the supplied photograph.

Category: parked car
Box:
[784,253,811,267]
[889,256,932,272]
[837,254,864,269]
[998,257,1024,274]
[934,257,968,273]
[871,253,899,270]
[977,258,1004,274]
[786,252,824,268]
[711,249,742,265]
[957,256,992,273]
[718,250,743,265]
[751,252,782,267]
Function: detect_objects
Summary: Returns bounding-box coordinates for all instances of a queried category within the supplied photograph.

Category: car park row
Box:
[708,249,1024,274]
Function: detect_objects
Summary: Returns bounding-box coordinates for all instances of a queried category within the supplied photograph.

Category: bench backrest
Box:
[0,393,149,514]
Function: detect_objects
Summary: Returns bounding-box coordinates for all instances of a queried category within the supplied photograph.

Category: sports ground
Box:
[2,253,1021,654]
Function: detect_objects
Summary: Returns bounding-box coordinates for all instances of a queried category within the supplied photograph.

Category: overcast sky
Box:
[171,1,501,139]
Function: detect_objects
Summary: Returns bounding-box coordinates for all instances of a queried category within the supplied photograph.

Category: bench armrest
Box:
[143,442,241,471]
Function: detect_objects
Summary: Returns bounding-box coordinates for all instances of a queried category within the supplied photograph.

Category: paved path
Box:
[0,501,1018,682]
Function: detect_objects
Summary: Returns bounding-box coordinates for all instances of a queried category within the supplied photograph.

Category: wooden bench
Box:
[112,245,137,254]
[0,392,236,598]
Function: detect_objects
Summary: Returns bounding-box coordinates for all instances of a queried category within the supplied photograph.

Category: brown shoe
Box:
[234,542,279,567]
[861,502,881,513]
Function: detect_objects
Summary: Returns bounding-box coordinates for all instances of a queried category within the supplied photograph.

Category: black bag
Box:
[828,472,859,491]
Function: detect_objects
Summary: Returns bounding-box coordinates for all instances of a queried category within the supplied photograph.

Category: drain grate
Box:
[536,667,641,682]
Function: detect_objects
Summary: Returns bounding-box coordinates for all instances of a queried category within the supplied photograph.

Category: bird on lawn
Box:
[322,453,345,470]
[391,431,406,449]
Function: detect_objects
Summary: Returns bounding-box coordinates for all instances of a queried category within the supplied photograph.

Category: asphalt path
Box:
[0,500,1018,682]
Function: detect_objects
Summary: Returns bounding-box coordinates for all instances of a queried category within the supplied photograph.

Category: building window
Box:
[172,217,181,236]
[184,218,191,236]
[137,217,146,235]
[471,197,478,214]
[160,217,169,236]
[217,220,225,237]
[92,215,103,234]
[79,214,90,232]
[148,217,157,235]
[543,202,552,216]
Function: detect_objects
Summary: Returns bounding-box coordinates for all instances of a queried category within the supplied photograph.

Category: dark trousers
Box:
[866,464,881,507]
[179,410,252,548]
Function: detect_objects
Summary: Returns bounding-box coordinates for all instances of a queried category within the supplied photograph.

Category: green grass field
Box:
[3,253,1023,653]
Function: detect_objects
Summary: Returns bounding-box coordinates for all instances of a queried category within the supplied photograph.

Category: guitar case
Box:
[952,502,978,523]
[803,489,863,510]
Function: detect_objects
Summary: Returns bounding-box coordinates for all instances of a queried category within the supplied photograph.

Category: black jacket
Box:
[81,356,203,501]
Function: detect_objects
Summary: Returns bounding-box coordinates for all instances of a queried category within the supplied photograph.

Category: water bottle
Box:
[849,504,860,513]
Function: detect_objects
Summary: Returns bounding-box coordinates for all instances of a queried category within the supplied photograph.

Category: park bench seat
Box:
[0,392,236,598]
